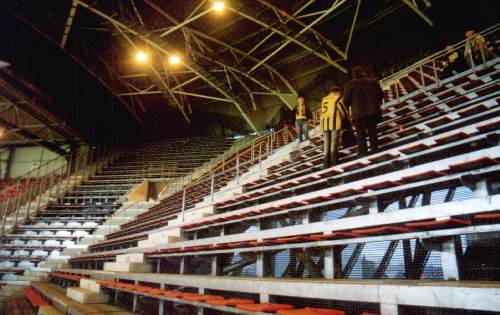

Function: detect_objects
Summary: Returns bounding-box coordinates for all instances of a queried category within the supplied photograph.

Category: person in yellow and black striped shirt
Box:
[321,86,348,168]
[294,96,310,143]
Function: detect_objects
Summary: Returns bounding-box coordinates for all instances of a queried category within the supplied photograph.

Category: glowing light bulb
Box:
[169,55,181,65]
[135,51,148,63]
[213,1,225,11]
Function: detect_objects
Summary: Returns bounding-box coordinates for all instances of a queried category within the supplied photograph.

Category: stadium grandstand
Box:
[0,1,499,314]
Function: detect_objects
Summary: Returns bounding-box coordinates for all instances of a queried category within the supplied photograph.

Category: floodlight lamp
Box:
[213,1,225,11]
[135,51,148,63]
[169,55,181,65]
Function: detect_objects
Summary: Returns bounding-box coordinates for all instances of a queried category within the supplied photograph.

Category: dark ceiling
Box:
[0,0,498,142]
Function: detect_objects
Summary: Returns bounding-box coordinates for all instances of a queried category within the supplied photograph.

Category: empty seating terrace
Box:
[55,49,500,313]
[0,137,232,279]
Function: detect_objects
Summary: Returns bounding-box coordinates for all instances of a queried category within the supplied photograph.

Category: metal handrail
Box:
[0,142,126,235]
[380,23,499,90]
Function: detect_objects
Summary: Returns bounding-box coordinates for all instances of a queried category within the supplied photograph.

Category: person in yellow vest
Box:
[294,96,310,143]
[321,86,348,168]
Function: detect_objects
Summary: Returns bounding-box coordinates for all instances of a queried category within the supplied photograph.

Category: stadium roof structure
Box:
[0,0,438,137]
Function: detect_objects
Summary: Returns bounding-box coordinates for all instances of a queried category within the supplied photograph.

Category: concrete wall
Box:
[8,146,67,178]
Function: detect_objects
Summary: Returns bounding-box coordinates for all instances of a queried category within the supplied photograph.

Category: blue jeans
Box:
[295,119,309,142]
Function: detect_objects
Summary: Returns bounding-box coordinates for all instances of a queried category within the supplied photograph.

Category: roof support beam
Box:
[119,90,235,103]
[142,0,297,103]
[60,0,78,48]
[402,0,433,26]
[227,3,347,74]
[112,23,191,123]
[344,0,362,57]
[75,0,259,133]
[254,0,346,59]
[159,9,211,38]
[0,116,68,157]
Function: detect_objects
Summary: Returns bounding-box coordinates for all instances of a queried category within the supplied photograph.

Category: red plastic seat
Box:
[330,188,366,199]
[477,119,500,132]
[277,307,346,315]
[310,232,360,240]
[353,226,409,236]
[236,303,294,312]
[364,180,401,191]
[405,218,471,229]
[448,157,498,173]
[181,294,224,302]
[342,161,368,172]
[23,287,49,307]
[400,143,430,154]
[161,290,184,298]
[434,132,469,145]
[368,153,400,163]
[206,298,254,306]
[474,213,500,221]
[401,170,446,183]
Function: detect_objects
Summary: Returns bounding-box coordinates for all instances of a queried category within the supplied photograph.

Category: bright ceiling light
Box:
[213,1,225,11]
[135,51,148,63]
[168,55,181,65]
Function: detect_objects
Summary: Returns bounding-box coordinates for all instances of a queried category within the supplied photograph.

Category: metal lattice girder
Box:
[402,0,433,26]
[75,0,260,133]
[140,0,297,110]
[113,23,191,123]
[226,1,348,74]
[253,0,347,59]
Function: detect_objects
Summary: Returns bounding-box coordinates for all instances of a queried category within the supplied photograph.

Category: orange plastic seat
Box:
[405,218,471,229]
[161,290,184,298]
[206,298,254,306]
[353,226,409,236]
[181,293,224,302]
[475,212,500,221]
[236,303,294,312]
[277,307,346,315]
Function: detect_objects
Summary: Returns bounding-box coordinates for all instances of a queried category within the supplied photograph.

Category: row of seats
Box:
[96,279,378,315]
[84,62,499,254]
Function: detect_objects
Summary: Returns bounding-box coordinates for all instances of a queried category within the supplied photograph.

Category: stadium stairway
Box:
[52,47,500,314]
[0,137,232,303]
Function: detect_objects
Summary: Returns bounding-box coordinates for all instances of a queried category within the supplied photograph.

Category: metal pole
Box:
[210,172,215,201]
[1,197,11,235]
[259,142,262,170]
[432,59,439,87]
[419,65,425,90]
[181,188,186,222]
[236,152,240,183]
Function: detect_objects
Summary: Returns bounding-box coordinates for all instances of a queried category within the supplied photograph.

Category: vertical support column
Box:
[324,247,342,279]
[440,238,461,280]
[156,259,161,273]
[324,248,335,279]
[3,147,14,179]
[380,303,399,315]
[256,252,265,277]
[158,282,164,315]
[368,200,378,214]
[211,255,220,276]
[179,257,185,274]
[132,280,138,312]
[197,288,205,315]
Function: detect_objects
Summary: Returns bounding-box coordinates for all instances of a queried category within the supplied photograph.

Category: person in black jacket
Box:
[343,66,384,157]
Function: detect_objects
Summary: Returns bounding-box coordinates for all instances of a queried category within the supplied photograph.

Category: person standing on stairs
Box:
[294,96,310,143]
[343,66,384,157]
[321,86,348,168]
